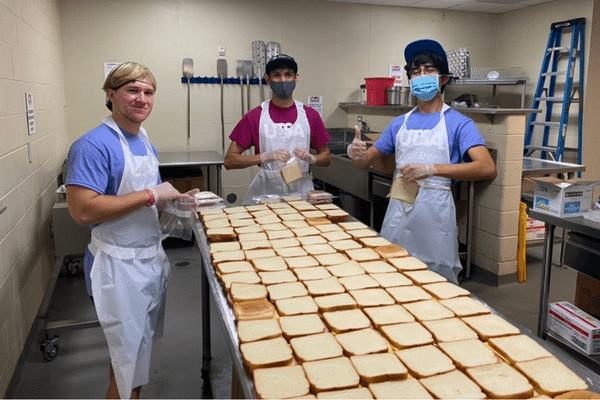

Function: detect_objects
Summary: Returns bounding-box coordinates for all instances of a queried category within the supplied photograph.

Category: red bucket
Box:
[365,77,395,106]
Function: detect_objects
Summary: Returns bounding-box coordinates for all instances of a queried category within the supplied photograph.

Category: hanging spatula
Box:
[236,60,245,117]
[252,41,266,102]
[182,58,193,145]
[217,59,228,154]
[242,60,253,113]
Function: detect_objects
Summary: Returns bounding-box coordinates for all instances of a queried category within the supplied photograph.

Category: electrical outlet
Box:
[357,116,363,122]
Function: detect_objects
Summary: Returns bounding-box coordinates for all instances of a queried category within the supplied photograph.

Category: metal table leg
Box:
[465,180,474,280]
[201,261,211,379]
[537,223,555,338]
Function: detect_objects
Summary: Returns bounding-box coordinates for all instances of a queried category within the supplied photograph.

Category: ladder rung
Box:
[536,96,563,102]
[547,46,570,52]
[525,145,558,153]
[542,71,567,76]
[531,121,560,127]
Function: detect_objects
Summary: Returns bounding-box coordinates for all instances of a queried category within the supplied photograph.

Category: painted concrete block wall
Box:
[0,0,66,395]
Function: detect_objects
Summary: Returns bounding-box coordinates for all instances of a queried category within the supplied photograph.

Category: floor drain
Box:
[175,261,190,267]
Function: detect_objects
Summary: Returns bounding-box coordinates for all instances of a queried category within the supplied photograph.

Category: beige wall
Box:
[0,0,66,394]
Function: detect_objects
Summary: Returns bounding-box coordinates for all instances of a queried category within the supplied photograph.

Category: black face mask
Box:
[270,81,296,99]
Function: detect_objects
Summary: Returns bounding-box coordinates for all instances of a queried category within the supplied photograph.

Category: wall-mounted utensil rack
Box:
[181,77,266,84]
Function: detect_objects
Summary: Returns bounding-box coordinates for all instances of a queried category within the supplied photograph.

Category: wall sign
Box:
[25,93,35,135]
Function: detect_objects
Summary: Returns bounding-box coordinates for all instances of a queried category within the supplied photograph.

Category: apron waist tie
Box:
[90,235,160,260]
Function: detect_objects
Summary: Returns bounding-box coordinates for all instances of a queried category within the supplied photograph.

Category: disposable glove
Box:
[347,125,367,160]
[153,182,186,203]
[293,147,316,164]
[259,149,291,164]
[399,163,436,181]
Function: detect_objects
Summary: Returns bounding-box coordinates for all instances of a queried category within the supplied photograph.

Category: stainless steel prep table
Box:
[159,151,224,197]
[528,209,600,373]
[522,157,586,178]
[192,213,600,398]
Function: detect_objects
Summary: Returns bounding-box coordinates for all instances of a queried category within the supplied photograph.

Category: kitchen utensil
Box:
[242,60,253,112]
[217,59,228,154]
[387,86,410,106]
[266,41,280,62]
[236,60,245,117]
[252,41,266,102]
[182,58,193,145]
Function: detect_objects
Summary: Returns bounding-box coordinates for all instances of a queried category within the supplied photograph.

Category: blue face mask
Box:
[410,74,440,102]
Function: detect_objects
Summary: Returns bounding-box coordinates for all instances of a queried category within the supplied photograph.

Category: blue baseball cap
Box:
[404,39,450,75]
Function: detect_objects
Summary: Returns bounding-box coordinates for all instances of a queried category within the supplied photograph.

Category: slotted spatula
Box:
[217,59,227,154]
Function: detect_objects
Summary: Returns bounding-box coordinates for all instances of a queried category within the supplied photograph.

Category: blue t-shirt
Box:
[373,108,486,164]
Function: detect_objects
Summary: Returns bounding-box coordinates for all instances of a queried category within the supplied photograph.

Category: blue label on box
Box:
[535,197,550,211]
[564,202,581,214]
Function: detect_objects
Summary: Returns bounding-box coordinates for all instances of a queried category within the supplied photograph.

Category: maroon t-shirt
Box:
[229,101,330,153]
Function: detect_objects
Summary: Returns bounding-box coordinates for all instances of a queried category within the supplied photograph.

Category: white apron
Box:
[89,116,171,399]
[243,100,314,205]
[380,104,462,284]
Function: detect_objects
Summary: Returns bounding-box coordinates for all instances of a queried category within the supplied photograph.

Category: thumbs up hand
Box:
[347,125,367,159]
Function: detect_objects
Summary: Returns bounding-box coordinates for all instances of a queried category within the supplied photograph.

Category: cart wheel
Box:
[41,336,59,361]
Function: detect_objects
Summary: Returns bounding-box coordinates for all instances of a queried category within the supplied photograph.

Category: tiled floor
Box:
[4,237,591,399]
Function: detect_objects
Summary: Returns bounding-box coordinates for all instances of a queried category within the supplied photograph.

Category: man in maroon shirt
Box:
[224,54,331,204]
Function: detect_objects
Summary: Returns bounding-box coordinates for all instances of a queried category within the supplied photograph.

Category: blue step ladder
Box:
[524,18,585,166]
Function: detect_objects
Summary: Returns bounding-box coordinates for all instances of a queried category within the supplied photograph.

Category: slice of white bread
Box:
[314,252,350,266]
[350,352,408,384]
[315,203,340,211]
[215,260,253,275]
[339,274,380,291]
[292,227,321,237]
[238,232,268,242]
[269,237,301,248]
[230,218,257,228]
[386,285,432,303]
[305,217,332,226]
[240,337,293,370]
[288,200,317,210]
[237,319,282,343]
[396,344,455,378]
[345,248,380,263]
[204,218,231,230]
[358,261,396,274]
[313,293,357,312]
[338,221,369,231]
[244,248,277,260]
[316,224,342,233]
[301,210,327,219]
[302,356,360,393]
[437,339,499,369]
[322,309,371,334]
[387,256,428,271]
[254,214,282,225]
[323,209,350,223]
[358,236,392,248]
[374,244,409,259]
[466,362,534,399]
[279,314,327,339]
[210,241,241,253]
[267,281,309,301]
[316,387,373,399]
[294,266,332,281]
[320,230,351,242]
[380,322,434,349]
[290,332,344,362]
[369,272,412,288]
[462,314,520,341]
[224,205,247,214]
[347,229,378,239]
[404,270,448,285]
[328,239,363,251]
[297,235,327,246]
[227,212,252,220]
[326,260,365,277]
[303,277,346,296]
[369,379,433,399]
[348,288,395,307]
[334,328,389,356]
[233,299,276,321]
[253,365,310,399]
[487,334,553,364]
[221,271,261,290]
[261,222,288,231]
[282,195,304,202]
[258,270,297,285]
[251,256,288,272]
[281,219,309,230]
[363,305,415,327]
[250,209,275,218]
[403,299,455,321]
[421,317,479,343]
[422,281,470,300]
[439,296,492,317]
[266,229,295,240]
[240,239,272,251]
[285,255,319,269]
[279,213,305,221]
[304,244,337,256]
[230,282,267,302]
[212,249,245,264]
[275,296,319,316]
[419,370,485,399]
[514,357,588,397]
[235,224,263,234]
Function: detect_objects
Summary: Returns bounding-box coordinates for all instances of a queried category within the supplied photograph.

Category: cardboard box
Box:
[547,301,600,356]
[526,217,545,241]
[167,176,204,193]
[575,273,600,319]
[532,177,598,217]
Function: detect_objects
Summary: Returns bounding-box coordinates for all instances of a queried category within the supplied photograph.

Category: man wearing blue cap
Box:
[348,39,497,284]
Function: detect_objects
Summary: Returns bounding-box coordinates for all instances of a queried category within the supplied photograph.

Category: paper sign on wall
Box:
[307,96,323,117]
[104,62,122,80]
[389,65,403,86]
[25,93,35,135]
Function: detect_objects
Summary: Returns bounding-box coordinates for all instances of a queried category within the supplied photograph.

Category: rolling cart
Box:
[37,200,99,361]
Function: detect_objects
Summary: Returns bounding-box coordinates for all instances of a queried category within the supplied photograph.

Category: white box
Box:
[547,301,600,356]
[532,177,598,218]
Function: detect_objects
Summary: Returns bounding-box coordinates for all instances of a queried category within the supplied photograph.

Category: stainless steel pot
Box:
[387,86,409,105]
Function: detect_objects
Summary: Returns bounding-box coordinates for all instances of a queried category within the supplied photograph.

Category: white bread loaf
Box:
[288,200,316,210]
[212,249,245,264]
[466,362,534,399]
[250,209,275,218]
[305,217,332,226]
[421,317,479,342]
[281,161,304,184]
[279,213,305,221]
[369,379,433,399]
[230,218,257,228]
[290,332,344,362]
[204,218,230,230]
[237,319,282,343]
[419,369,485,399]
[350,352,408,384]
[380,322,434,349]
[334,328,389,356]
[302,357,360,393]
[224,205,247,214]
[315,203,340,211]
[362,305,415,327]
[227,212,252,220]
[261,222,288,231]
[301,210,327,219]
[324,209,350,223]
[267,281,309,301]
[254,214,281,225]
[279,314,327,340]
[322,309,371,334]
[396,344,455,378]
[253,365,310,399]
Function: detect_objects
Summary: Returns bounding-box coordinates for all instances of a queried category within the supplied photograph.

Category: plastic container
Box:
[365,77,395,106]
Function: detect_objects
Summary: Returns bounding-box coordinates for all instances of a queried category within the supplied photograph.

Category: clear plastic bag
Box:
[160,199,196,240]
